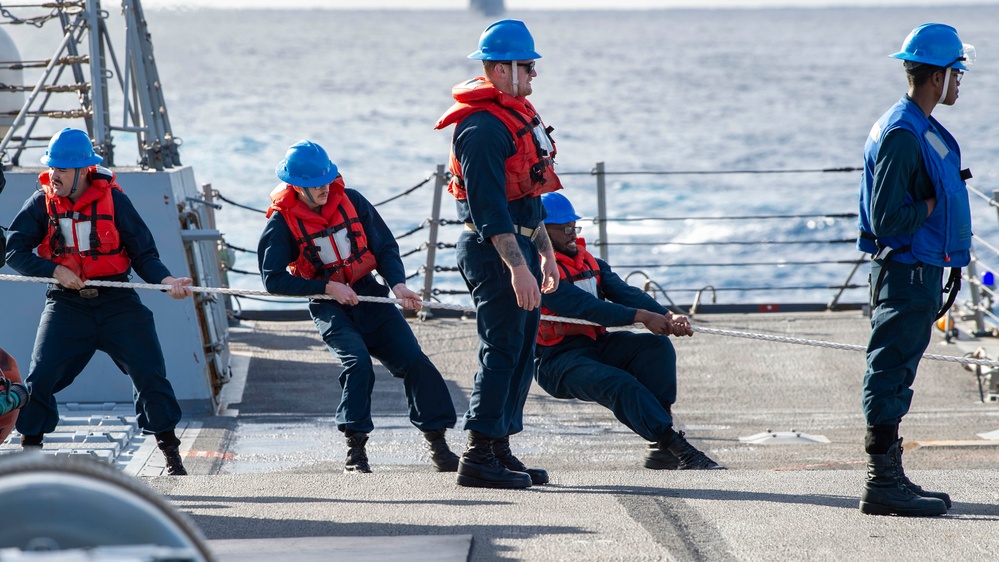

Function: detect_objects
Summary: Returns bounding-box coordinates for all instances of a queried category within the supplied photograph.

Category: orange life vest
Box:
[435,77,563,201]
[37,167,130,281]
[266,177,378,285]
[537,240,605,346]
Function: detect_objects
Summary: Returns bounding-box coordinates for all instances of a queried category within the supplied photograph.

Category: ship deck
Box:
[6,309,999,560]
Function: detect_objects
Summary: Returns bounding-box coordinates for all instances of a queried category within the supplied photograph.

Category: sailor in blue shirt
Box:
[856,23,975,517]
[535,192,723,471]
[258,140,458,474]
[5,128,193,476]
[435,20,562,489]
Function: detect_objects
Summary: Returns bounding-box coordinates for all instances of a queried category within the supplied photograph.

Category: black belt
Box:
[464,222,540,241]
[51,275,128,299]
[52,285,100,298]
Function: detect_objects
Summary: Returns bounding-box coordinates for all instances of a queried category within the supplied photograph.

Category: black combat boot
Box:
[344,432,372,474]
[155,430,187,476]
[456,431,532,489]
[661,430,725,470]
[646,406,682,469]
[423,428,459,472]
[644,442,680,470]
[894,438,952,509]
[859,440,946,516]
[160,446,188,476]
[20,433,43,451]
[491,435,549,485]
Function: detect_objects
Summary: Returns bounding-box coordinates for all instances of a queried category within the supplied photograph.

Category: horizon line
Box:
[140,0,996,11]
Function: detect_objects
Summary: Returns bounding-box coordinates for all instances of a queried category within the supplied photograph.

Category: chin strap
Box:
[938,67,952,105]
[68,168,82,197]
[511,60,519,97]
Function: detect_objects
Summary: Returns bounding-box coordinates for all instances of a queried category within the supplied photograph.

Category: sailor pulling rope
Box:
[1,273,997,369]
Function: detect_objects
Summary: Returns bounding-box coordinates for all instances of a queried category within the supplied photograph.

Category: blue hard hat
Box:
[275,140,339,188]
[40,128,103,168]
[542,192,580,224]
[890,23,975,70]
[468,19,542,61]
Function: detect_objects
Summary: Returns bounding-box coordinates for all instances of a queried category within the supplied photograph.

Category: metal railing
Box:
[214,161,876,316]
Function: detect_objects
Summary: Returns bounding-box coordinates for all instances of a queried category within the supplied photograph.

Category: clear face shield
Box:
[960,43,977,67]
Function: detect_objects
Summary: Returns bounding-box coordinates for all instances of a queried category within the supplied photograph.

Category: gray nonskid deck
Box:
[5,311,999,560]
[176,311,999,560]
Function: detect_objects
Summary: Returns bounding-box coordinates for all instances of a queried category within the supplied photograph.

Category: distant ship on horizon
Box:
[470,0,504,16]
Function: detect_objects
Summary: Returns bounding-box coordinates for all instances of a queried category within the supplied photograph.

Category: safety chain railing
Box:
[208,163,882,311]
[6,166,999,374]
[131,163,999,324]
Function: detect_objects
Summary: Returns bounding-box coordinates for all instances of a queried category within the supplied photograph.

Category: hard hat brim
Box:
[889,52,968,71]
[467,50,542,61]
[39,154,103,168]
[276,165,339,189]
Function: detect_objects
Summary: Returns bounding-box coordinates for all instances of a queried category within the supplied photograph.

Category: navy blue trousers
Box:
[863,259,943,426]
[16,287,182,436]
[536,331,677,442]
[310,276,456,434]
[456,230,540,438]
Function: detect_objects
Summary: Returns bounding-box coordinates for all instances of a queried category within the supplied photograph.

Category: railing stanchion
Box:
[421,165,447,317]
[828,254,864,311]
[966,255,987,335]
[594,161,609,262]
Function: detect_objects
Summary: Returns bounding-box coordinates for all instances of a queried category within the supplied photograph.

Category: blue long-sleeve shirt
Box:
[453,111,545,236]
[5,187,172,283]
[257,188,407,297]
[541,253,667,329]
[869,97,935,239]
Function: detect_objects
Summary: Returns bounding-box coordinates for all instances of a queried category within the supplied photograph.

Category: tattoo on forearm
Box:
[535,227,552,253]
[493,232,526,268]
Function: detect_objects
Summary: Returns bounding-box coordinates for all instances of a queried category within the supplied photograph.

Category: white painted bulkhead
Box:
[1,166,223,414]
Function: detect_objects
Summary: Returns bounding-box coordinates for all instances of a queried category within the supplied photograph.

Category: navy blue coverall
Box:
[452,111,546,439]
[535,254,677,442]
[862,121,941,427]
[5,188,183,437]
[257,188,456,434]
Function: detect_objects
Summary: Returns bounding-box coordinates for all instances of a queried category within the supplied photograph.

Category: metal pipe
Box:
[827,253,865,311]
[965,256,987,336]
[689,285,716,316]
[594,161,608,262]
[86,0,109,158]
[421,165,446,318]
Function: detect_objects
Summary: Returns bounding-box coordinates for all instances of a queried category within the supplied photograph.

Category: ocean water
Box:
[5,6,999,309]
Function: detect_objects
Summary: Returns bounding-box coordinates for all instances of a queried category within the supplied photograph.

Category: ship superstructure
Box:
[0,0,229,413]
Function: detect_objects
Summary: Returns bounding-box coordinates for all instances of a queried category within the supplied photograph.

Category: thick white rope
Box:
[3,273,999,369]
